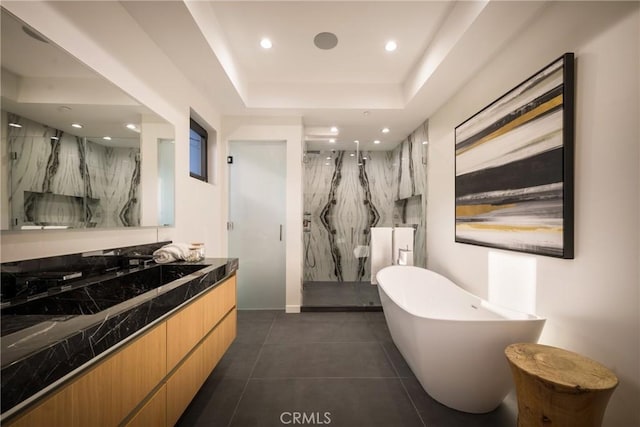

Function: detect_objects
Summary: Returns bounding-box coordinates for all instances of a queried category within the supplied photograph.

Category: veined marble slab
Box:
[304,151,394,282]
[7,113,140,228]
[394,119,428,200]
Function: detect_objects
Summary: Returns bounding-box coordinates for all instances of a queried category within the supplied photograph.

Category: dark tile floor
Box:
[302,281,382,309]
[177,310,517,427]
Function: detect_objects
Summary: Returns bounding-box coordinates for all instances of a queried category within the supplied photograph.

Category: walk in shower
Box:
[302,120,429,310]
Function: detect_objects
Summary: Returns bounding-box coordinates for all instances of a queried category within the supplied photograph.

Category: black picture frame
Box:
[454,52,574,259]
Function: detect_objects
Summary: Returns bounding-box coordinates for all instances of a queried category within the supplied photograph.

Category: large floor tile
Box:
[237,309,281,322]
[401,375,517,427]
[381,341,414,377]
[367,319,394,342]
[252,342,396,378]
[276,311,370,322]
[178,310,521,427]
[236,320,275,344]
[230,378,424,427]
[210,342,263,380]
[176,377,247,427]
[265,318,377,344]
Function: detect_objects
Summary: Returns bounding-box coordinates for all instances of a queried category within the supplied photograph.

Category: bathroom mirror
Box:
[0,9,175,230]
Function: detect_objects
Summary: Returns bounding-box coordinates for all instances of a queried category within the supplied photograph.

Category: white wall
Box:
[426,3,639,425]
[222,116,304,312]
[1,1,227,261]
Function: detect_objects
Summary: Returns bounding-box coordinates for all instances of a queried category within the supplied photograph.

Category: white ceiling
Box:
[0,8,164,148]
[3,1,553,152]
[121,0,550,151]
[210,2,452,85]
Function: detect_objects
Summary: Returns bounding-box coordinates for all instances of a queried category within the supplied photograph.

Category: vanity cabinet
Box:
[6,274,237,427]
[126,385,167,427]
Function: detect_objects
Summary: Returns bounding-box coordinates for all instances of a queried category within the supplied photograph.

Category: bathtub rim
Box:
[376,265,545,323]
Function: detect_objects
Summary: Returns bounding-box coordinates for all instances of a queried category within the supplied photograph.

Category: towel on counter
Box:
[153,243,192,264]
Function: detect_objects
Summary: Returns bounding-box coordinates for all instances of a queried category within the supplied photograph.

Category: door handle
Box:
[280,225,283,241]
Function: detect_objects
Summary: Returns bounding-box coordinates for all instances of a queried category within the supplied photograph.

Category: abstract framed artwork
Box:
[454,53,574,258]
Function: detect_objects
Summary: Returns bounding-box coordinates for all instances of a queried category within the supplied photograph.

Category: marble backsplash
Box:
[7,112,141,229]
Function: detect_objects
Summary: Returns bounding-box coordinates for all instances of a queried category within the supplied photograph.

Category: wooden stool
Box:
[505,343,618,427]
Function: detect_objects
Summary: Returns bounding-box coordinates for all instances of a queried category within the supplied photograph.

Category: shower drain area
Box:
[302,281,382,312]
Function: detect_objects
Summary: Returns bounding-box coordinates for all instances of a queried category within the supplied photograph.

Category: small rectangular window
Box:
[190,118,208,182]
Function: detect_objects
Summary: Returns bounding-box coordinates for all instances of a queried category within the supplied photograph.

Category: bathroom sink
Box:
[1,264,206,317]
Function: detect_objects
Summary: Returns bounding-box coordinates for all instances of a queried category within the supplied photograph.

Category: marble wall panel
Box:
[85,141,140,227]
[303,150,394,282]
[393,119,428,200]
[7,113,140,228]
[393,195,426,268]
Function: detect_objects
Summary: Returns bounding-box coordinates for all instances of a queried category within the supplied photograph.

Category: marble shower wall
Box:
[392,120,428,200]
[303,119,429,282]
[7,113,140,228]
[304,150,394,282]
[391,119,429,268]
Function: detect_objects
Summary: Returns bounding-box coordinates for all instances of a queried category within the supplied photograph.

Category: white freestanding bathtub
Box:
[376,266,545,413]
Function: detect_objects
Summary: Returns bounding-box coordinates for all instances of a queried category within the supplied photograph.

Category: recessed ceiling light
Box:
[385,40,397,52]
[350,153,355,157]
[71,123,83,129]
[126,123,141,133]
[362,156,367,160]
[326,156,331,160]
[325,162,330,166]
[374,140,381,144]
[50,136,59,140]
[329,138,336,143]
[103,136,112,141]
[354,140,359,144]
[330,126,338,133]
[8,122,22,128]
[422,140,429,145]
[382,127,390,134]
[260,38,272,49]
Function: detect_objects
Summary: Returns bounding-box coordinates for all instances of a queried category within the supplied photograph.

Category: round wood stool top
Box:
[505,343,618,391]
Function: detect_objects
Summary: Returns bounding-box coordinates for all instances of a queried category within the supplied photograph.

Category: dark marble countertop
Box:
[0,257,238,419]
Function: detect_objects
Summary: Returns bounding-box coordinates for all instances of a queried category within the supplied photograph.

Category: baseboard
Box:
[285,305,301,313]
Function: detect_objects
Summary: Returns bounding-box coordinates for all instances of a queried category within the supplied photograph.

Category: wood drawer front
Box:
[124,385,166,427]
[112,322,167,420]
[202,309,237,376]
[8,385,73,427]
[166,297,204,371]
[8,324,166,427]
[166,347,204,426]
[202,275,237,333]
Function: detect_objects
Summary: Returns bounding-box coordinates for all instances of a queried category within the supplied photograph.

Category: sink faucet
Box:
[124,256,154,267]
